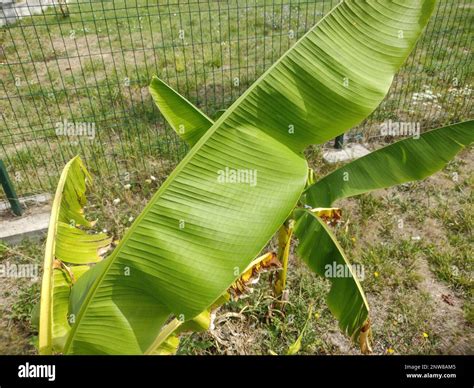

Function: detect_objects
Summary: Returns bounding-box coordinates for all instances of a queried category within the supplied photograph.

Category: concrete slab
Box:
[0,204,51,244]
[0,193,51,213]
[323,144,371,164]
[0,0,65,27]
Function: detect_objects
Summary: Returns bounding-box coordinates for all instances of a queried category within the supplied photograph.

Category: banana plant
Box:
[38,0,474,355]
[39,157,111,354]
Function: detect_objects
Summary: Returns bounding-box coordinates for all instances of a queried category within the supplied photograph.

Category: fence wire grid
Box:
[0,0,472,200]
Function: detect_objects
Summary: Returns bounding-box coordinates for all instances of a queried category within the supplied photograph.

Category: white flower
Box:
[124,184,131,190]
[113,198,121,205]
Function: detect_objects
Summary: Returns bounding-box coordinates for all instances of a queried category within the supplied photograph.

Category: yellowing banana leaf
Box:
[310,208,342,227]
[293,209,369,343]
[39,156,111,354]
[305,120,474,207]
[55,222,110,264]
[52,265,89,351]
[65,1,434,354]
[230,252,280,300]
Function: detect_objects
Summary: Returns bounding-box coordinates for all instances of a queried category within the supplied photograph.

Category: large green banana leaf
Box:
[305,120,474,207]
[294,209,368,340]
[65,1,435,354]
[39,156,111,354]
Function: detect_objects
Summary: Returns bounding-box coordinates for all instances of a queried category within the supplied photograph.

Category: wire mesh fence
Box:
[0,0,472,200]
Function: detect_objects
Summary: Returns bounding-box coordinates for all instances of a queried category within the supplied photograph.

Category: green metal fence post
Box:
[0,160,23,216]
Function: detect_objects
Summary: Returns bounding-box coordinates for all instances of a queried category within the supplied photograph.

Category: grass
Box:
[0,0,473,199]
[1,0,318,197]
[0,240,43,354]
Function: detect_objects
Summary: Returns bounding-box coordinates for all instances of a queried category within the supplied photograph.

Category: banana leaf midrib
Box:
[39,158,76,354]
